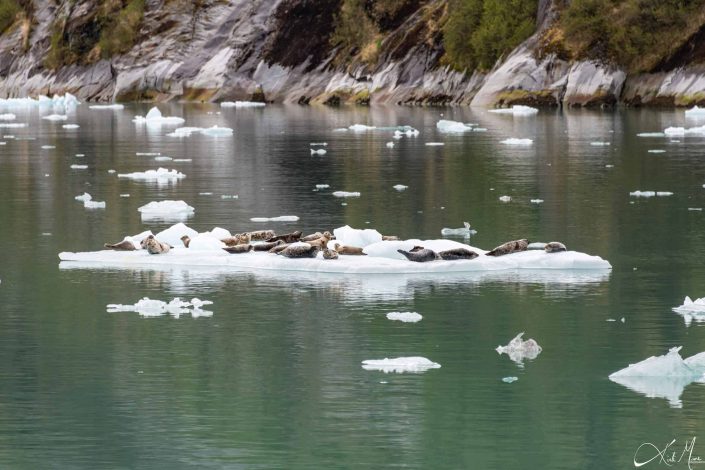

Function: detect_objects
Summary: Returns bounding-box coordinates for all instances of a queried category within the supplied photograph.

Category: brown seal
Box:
[486,239,529,257]
[438,248,479,260]
[252,240,284,251]
[140,235,171,255]
[301,232,323,242]
[544,241,567,253]
[180,235,191,248]
[269,243,290,253]
[278,243,319,258]
[222,233,251,246]
[397,247,438,262]
[382,235,400,241]
[333,243,366,255]
[248,230,275,241]
[266,231,302,244]
[223,244,253,254]
[322,248,339,260]
[104,240,136,251]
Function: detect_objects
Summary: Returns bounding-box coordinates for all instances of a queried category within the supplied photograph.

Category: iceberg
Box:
[361,357,441,373]
[500,138,533,145]
[496,332,542,365]
[334,225,382,248]
[436,120,473,133]
[117,168,185,183]
[220,101,265,108]
[488,105,538,116]
[332,191,360,198]
[250,216,300,222]
[386,311,422,323]
[132,107,185,125]
[673,296,705,326]
[138,201,194,222]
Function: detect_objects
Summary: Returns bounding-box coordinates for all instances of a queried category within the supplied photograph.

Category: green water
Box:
[1,104,705,469]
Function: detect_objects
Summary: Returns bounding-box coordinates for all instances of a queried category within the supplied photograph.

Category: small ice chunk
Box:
[138,201,195,221]
[173,159,192,162]
[386,311,422,323]
[117,168,185,183]
[441,222,476,236]
[84,200,106,209]
[199,192,213,196]
[361,357,441,373]
[590,141,610,146]
[332,191,361,198]
[310,142,327,146]
[605,164,614,168]
[648,149,666,153]
[688,207,702,211]
[386,142,394,148]
[664,127,686,137]
[250,215,299,222]
[530,199,544,204]
[107,169,116,174]
[62,124,79,129]
[120,194,130,197]
[75,154,85,157]
[500,138,533,145]
[656,191,673,196]
[348,124,376,132]
[436,120,472,133]
[496,332,542,365]
[0,123,25,128]
[132,107,185,125]
[499,195,511,202]
[315,184,329,189]
[637,132,666,137]
[425,142,444,146]
[0,113,16,120]
[70,164,88,169]
[220,101,265,108]
[107,297,213,318]
[154,156,173,161]
[74,192,92,202]
[502,376,518,383]
[629,191,656,197]
[42,114,68,121]
[136,152,160,156]
[41,145,55,149]
[673,296,705,326]
[393,184,408,191]
[488,105,538,116]
[200,125,233,136]
[220,195,238,199]
[311,148,327,155]
[89,104,125,110]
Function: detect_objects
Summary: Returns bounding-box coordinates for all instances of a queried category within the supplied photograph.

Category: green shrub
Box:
[99,0,145,57]
[0,0,20,34]
[330,0,377,56]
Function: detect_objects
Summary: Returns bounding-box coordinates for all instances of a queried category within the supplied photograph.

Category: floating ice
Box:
[74,192,92,202]
[315,184,330,189]
[117,168,185,183]
[62,124,79,129]
[663,125,705,137]
[138,201,194,222]
[311,149,327,155]
[84,200,106,209]
[107,169,116,174]
[136,152,160,156]
[120,194,130,198]
[220,101,265,108]
[42,114,68,121]
[0,94,77,112]
[250,215,299,222]
[531,199,544,204]
[441,222,476,237]
[590,141,610,146]
[220,194,238,199]
[41,145,55,149]
[386,311,422,323]
[499,195,511,202]
[0,123,25,128]
[386,142,394,148]
[310,142,327,146]
[488,105,538,116]
[361,357,441,373]
[154,156,172,161]
[648,149,666,153]
[107,297,213,318]
[155,223,198,247]
[173,159,192,162]
[89,104,125,110]
[496,332,542,365]
[500,138,533,145]
[201,125,233,137]
[334,225,382,248]
[425,142,444,146]
[689,207,702,211]
[70,164,87,169]
[0,113,16,120]
[333,191,360,198]
[673,296,705,326]
[436,120,472,133]
[133,107,185,125]
[502,376,519,383]
[637,132,666,137]
[348,124,376,132]
[685,105,705,117]
[393,184,408,191]
[656,191,673,196]
[609,346,705,407]
[629,191,656,197]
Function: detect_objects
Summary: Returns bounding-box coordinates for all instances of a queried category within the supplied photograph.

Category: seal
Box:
[438,248,479,260]
[180,235,191,248]
[269,243,290,253]
[222,233,251,246]
[252,240,283,251]
[486,239,529,257]
[397,247,438,262]
[306,234,331,249]
[266,231,302,244]
[278,243,319,258]
[248,230,275,241]
[223,244,253,254]
[301,232,323,242]
[544,241,567,253]
[333,243,366,255]
[322,248,339,260]
[104,240,136,251]
[382,235,400,241]
[140,235,171,255]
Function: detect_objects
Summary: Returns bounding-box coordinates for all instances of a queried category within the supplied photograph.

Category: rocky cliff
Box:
[0,0,704,107]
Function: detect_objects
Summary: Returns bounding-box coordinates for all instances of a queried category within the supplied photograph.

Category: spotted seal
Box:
[333,243,366,255]
[252,240,284,251]
[269,243,290,253]
[382,235,400,241]
[248,230,275,241]
[278,243,319,258]
[266,231,302,244]
[222,233,251,246]
[397,247,438,262]
[180,235,191,248]
[486,239,529,257]
[140,235,171,255]
[438,248,479,260]
[104,240,136,251]
[223,244,253,254]
[322,248,339,260]
[544,241,567,253]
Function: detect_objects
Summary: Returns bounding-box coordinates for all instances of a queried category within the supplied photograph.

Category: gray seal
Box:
[278,243,319,258]
[544,241,567,253]
[322,248,339,260]
[141,235,171,255]
[397,248,438,262]
[104,240,136,251]
[252,240,284,251]
[486,239,529,257]
[248,230,275,241]
[223,244,253,254]
[266,231,302,243]
[438,248,479,260]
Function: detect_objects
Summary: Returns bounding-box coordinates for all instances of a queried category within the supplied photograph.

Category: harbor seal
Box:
[397,247,438,262]
[278,243,319,258]
[438,248,479,260]
[222,233,251,246]
[266,231,302,243]
[140,235,171,255]
[307,234,331,249]
[322,248,339,260]
[382,235,400,241]
[180,235,191,248]
[545,241,567,253]
[269,243,290,253]
[301,232,323,242]
[248,230,275,241]
[223,244,253,254]
[104,240,136,251]
[252,240,284,251]
[486,239,529,257]
[333,243,366,255]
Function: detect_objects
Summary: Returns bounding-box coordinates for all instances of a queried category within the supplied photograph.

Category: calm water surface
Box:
[1,103,705,469]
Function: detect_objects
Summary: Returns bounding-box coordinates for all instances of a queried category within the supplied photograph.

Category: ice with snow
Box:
[138,201,194,222]
[361,357,441,373]
[488,105,538,116]
[386,311,422,323]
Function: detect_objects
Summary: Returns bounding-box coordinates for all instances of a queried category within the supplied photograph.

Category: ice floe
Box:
[673,296,705,326]
[436,120,473,133]
[333,191,361,198]
[220,101,265,108]
[500,138,533,145]
[441,222,476,237]
[499,195,511,202]
[250,216,300,222]
[117,168,185,183]
[42,114,68,121]
[386,311,422,323]
[74,192,104,209]
[496,332,542,365]
[488,105,538,116]
[138,201,194,222]
[133,107,185,125]
[393,184,408,191]
[361,357,441,373]
[609,346,705,407]
[107,297,213,318]
[89,104,125,110]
